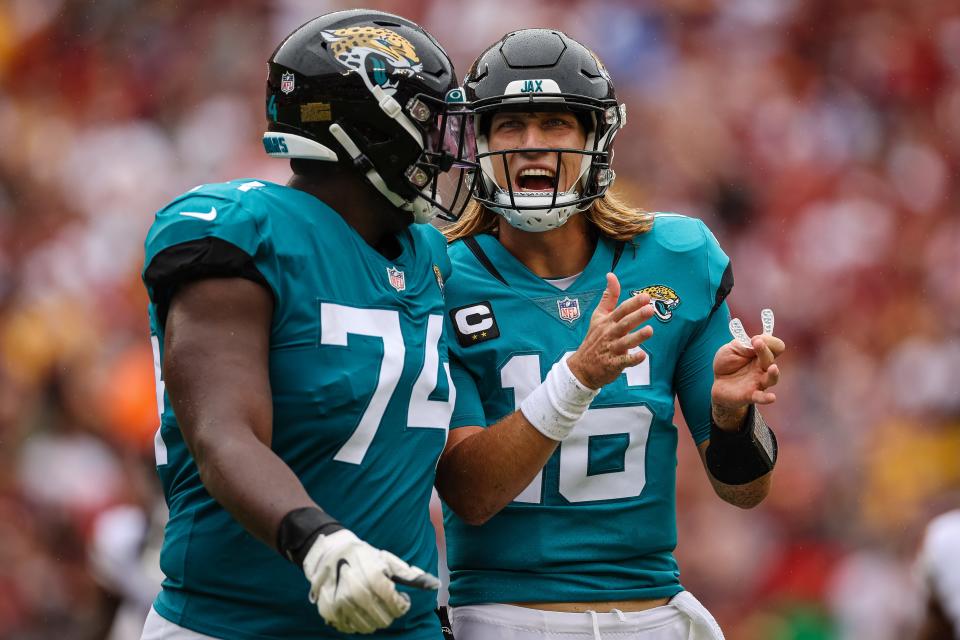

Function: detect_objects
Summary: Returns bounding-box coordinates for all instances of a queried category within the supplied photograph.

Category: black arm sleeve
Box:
[144,237,273,328]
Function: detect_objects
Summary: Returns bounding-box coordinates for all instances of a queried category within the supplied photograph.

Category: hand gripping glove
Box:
[302,529,437,634]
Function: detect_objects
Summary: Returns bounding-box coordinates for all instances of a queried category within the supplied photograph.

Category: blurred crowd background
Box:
[1,0,958,638]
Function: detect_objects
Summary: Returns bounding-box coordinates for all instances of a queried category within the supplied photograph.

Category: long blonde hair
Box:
[442,189,654,243]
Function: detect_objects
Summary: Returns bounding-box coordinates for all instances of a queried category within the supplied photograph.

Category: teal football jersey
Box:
[142,179,454,639]
[442,214,733,606]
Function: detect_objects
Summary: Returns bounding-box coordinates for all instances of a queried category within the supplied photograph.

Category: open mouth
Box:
[515,167,558,192]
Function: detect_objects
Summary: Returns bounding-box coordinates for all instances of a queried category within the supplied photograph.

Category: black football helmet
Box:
[463,29,625,231]
[265,10,472,222]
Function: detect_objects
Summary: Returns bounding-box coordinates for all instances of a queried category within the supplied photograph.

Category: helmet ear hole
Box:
[351,122,393,146]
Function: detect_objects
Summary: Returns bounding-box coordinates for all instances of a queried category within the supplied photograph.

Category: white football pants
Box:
[140,607,223,640]
[450,591,724,640]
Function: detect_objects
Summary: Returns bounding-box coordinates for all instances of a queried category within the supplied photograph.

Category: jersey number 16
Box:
[502,351,653,504]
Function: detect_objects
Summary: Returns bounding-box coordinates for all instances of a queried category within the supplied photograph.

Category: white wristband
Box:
[520,357,600,441]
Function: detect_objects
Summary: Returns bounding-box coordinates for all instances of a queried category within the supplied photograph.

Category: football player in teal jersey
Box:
[434,30,786,640]
[140,10,473,640]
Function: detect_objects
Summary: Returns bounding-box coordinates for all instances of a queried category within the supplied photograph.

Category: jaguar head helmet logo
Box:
[322,26,422,96]
[633,285,681,322]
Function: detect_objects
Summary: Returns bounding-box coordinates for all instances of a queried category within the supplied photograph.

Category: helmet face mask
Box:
[403,93,478,222]
[462,29,625,232]
[263,10,475,222]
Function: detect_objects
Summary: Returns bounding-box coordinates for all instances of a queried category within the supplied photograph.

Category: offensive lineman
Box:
[141,10,465,639]
[435,29,786,639]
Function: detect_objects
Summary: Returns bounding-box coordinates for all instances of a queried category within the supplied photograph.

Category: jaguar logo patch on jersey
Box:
[386,266,406,292]
[632,285,681,322]
[321,27,422,96]
[450,302,500,347]
[557,296,581,323]
[432,264,445,296]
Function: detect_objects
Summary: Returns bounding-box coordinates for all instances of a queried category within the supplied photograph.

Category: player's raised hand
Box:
[302,529,438,634]
[567,273,656,390]
[711,309,786,424]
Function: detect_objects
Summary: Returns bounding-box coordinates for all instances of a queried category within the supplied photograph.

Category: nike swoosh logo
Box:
[179,206,217,221]
[334,558,350,596]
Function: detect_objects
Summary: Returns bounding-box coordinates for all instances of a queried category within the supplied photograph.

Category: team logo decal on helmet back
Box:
[557,296,581,323]
[632,285,681,322]
[322,27,422,96]
[386,266,406,292]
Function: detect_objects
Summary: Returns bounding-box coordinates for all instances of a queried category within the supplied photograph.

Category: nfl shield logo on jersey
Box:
[280,72,295,94]
[557,296,580,323]
[387,266,406,292]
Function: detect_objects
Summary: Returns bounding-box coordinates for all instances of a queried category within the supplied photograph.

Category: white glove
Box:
[302,529,437,634]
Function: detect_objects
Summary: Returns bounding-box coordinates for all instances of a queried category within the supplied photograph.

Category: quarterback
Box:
[141,10,466,639]
[435,29,786,640]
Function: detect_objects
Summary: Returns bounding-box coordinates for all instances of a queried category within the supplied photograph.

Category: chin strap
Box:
[370,84,424,148]
[328,123,434,223]
[491,190,580,232]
